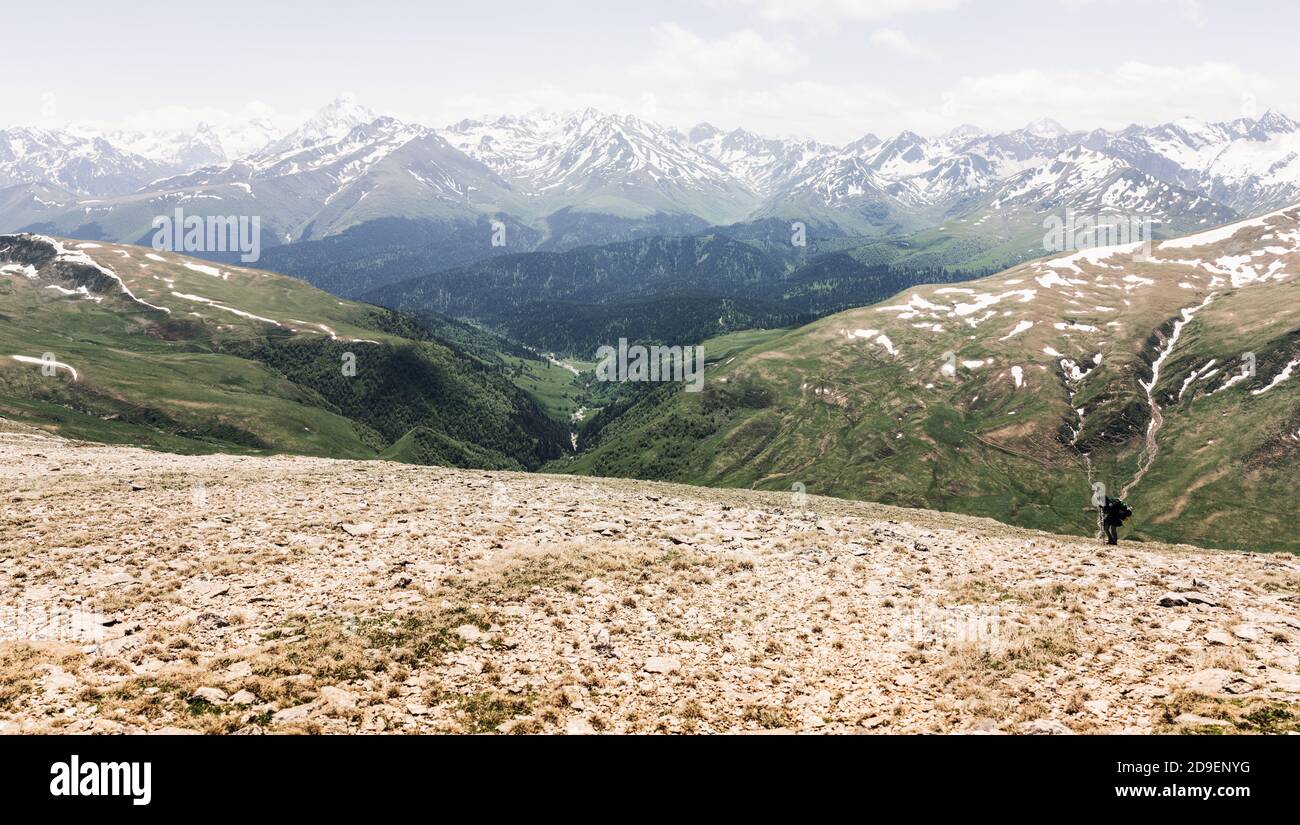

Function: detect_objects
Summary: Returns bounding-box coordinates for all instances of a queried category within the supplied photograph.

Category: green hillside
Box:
[0,234,567,469]
[555,207,1300,552]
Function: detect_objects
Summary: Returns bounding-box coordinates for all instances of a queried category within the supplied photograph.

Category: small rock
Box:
[318,686,359,712]
[340,522,374,537]
[220,661,253,682]
[361,707,388,732]
[455,624,486,643]
[272,703,316,724]
[1174,713,1230,728]
[1222,676,1255,695]
[643,656,681,674]
[1167,618,1192,632]
[189,686,228,704]
[1267,671,1300,692]
[1019,719,1075,735]
[1184,668,1236,694]
[565,717,596,735]
[1083,699,1110,716]
[1158,591,1217,607]
[193,581,229,599]
[1232,624,1260,642]
[1205,629,1237,647]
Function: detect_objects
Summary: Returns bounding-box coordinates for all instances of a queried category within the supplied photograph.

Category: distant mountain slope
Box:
[558,206,1300,553]
[444,110,760,224]
[0,126,168,198]
[367,234,785,315]
[363,233,993,354]
[0,234,567,469]
[4,104,1294,301]
[1086,111,1300,215]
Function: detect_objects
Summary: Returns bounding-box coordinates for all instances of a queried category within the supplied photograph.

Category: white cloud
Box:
[646,80,906,143]
[1176,0,1208,26]
[633,23,806,82]
[869,28,938,61]
[732,0,965,24]
[1057,0,1206,27]
[929,61,1270,133]
[640,60,1285,143]
[109,101,301,133]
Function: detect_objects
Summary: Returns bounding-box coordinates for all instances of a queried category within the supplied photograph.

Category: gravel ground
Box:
[2,419,1298,734]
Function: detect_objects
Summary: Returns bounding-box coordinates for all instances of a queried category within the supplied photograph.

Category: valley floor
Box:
[2,419,1299,735]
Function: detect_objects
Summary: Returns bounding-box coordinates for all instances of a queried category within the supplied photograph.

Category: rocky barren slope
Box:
[2,419,1298,735]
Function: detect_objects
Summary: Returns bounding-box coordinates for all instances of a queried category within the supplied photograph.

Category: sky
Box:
[5,0,1298,144]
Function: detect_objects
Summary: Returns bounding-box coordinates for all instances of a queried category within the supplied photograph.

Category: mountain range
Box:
[4,98,1299,291]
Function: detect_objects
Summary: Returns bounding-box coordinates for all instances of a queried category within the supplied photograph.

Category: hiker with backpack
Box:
[1100,496,1133,545]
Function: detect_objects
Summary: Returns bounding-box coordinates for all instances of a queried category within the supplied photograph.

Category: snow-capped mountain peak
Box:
[262,94,378,158]
[1024,117,1070,139]
[940,124,987,143]
[1250,109,1300,138]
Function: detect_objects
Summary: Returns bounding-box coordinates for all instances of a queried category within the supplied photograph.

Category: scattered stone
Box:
[455,624,487,643]
[1222,676,1255,695]
[1018,719,1075,735]
[643,656,681,674]
[7,425,1299,735]
[189,687,228,704]
[193,581,229,599]
[1232,624,1260,642]
[1158,591,1217,607]
[272,702,317,724]
[318,686,359,712]
[1205,629,1237,646]
[565,717,596,735]
[220,661,253,682]
[1184,668,1236,694]
[1174,713,1230,728]
[1083,699,1110,716]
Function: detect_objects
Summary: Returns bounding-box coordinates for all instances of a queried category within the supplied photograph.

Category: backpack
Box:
[1107,498,1133,524]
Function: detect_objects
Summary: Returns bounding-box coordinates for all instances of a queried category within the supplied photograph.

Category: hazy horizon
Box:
[6,0,1298,144]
